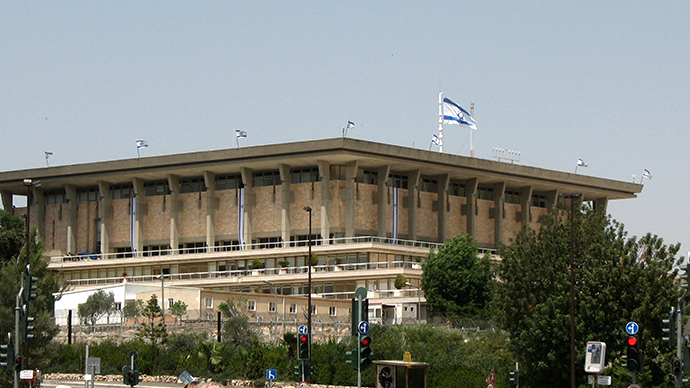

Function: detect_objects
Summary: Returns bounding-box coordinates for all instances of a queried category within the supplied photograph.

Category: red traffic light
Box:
[361,336,371,346]
[299,334,308,342]
[674,359,681,367]
[627,336,637,347]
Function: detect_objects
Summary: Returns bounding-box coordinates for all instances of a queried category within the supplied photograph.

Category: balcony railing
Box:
[51,235,468,263]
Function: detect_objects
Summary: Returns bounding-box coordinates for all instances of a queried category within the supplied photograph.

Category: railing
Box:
[64,260,427,287]
[52,235,456,263]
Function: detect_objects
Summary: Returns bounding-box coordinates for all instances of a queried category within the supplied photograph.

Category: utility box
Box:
[374,360,429,388]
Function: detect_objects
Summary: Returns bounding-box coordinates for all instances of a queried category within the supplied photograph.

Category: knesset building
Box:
[0,138,641,326]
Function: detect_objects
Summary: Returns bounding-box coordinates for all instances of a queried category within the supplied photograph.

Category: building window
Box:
[167,298,174,309]
[248,300,256,311]
[144,181,170,196]
[389,173,408,189]
[44,190,66,205]
[291,167,320,184]
[205,298,213,309]
[252,171,281,187]
[77,187,99,202]
[215,174,242,190]
[269,302,277,313]
[179,242,206,254]
[143,245,170,256]
[180,177,206,193]
[418,178,438,193]
[329,306,337,316]
[477,186,493,200]
[115,302,122,311]
[505,189,521,204]
[289,304,297,314]
[110,184,133,199]
[532,194,547,208]
[448,181,466,197]
[361,169,378,185]
[310,305,317,315]
[330,165,346,181]
[258,237,281,249]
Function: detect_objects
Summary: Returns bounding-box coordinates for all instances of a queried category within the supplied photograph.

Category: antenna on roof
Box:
[492,148,521,164]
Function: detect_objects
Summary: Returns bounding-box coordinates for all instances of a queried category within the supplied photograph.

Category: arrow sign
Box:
[298,325,308,334]
[626,322,639,335]
[266,369,277,380]
[359,321,370,335]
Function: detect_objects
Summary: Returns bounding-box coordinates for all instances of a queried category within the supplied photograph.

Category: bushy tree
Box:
[421,235,492,318]
[78,289,115,328]
[493,204,681,387]
[137,295,167,349]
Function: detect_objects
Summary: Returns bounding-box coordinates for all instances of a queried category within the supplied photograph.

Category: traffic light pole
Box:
[14,279,23,388]
[675,291,686,388]
[357,295,362,388]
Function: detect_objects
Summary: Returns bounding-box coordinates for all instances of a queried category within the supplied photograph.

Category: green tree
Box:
[78,289,115,329]
[0,210,25,262]
[122,299,144,325]
[492,205,681,387]
[169,300,188,326]
[219,297,256,349]
[421,235,492,318]
[137,294,167,350]
[394,274,408,289]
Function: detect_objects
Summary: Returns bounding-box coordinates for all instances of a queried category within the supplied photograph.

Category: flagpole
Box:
[470,103,475,158]
[438,92,444,153]
[137,148,140,158]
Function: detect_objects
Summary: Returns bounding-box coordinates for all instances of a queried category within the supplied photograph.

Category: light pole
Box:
[560,191,581,388]
[263,279,278,343]
[303,206,313,364]
[404,282,421,324]
[158,274,166,321]
[22,178,38,368]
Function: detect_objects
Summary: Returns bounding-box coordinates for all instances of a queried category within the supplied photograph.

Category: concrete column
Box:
[65,185,77,254]
[493,182,506,246]
[131,178,145,255]
[465,178,478,238]
[97,181,111,254]
[376,165,391,238]
[278,164,291,246]
[240,167,254,246]
[546,190,559,212]
[407,169,421,241]
[317,160,331,241]
[344,161,358,238]
[34,188,45,246]
[594,197,608,213]
[1,191,12,211]
[437,174,450,243]
[168,174,180,254]
[203,171,217,252]
[519,186,533,224]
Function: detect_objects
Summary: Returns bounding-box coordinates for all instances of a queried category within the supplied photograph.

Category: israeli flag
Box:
[431,134,440,147]
[347,121,355,129]
[442,97,476,129]
[236,129,247,139]
[136,139,148,149]
[577,158,588,167]
[643,169,652,180]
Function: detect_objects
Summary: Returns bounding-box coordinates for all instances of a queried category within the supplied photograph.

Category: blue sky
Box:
[2,2,689,258]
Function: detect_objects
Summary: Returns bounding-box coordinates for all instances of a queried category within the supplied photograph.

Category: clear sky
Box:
[2,2,689,258]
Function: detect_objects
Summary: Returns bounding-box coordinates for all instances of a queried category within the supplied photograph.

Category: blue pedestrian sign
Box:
[358,321,370,335]
[626,321,639,335]
[298,325,308,334]
[266,369,277,380]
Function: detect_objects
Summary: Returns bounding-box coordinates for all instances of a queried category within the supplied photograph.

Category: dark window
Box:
[110,184,133,199]
[215,174,242,190]
[144,181,170,196]
[77,188,99,202]
[505,189,521,204]
[448,182,466,197]
[180,178,206,193]
[291,167,320,184]
[477,186,493,200]
[418,178,438,193]
[44,190,66,205]
[361,169,378,185]
[252,171,280,187]
[532,194,547,208]
[389,173,408,189]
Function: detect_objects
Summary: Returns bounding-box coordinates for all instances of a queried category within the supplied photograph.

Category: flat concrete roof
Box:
[0,138,642,201]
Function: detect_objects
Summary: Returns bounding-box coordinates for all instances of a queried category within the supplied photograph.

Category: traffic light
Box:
[20,310,35,343]
[663,307,677,348]
[359,335,373,370]
[626,334,641,371]
[509,369,519,387]
[672,358,682,385]
[14,356,22,372]
[298,334,310,359]
[133,370,141,385]
[22,265,38,304]
[123,365,136,386]
[682,264,690,289]
[345,348,358,369]
[293,363,302,377]
[0,339,14,372]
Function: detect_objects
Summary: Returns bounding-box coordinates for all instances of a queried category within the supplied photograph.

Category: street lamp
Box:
[303,206,313,357]
[559,191,581,388]
[404,282,421,324]
[157,274,167,321]
[263,279,278,343]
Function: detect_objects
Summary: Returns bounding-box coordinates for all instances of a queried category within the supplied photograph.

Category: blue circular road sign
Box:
[298,325,308,334]
[626,321,639,335]
[358,321,370,335]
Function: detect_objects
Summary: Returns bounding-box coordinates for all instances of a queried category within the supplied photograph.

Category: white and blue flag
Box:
[431,134,440,147]
[236,129,247,139]
[577,158,588,167]
[643,169,652,180]
[136,139,148,149]
[442,97,476,129]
